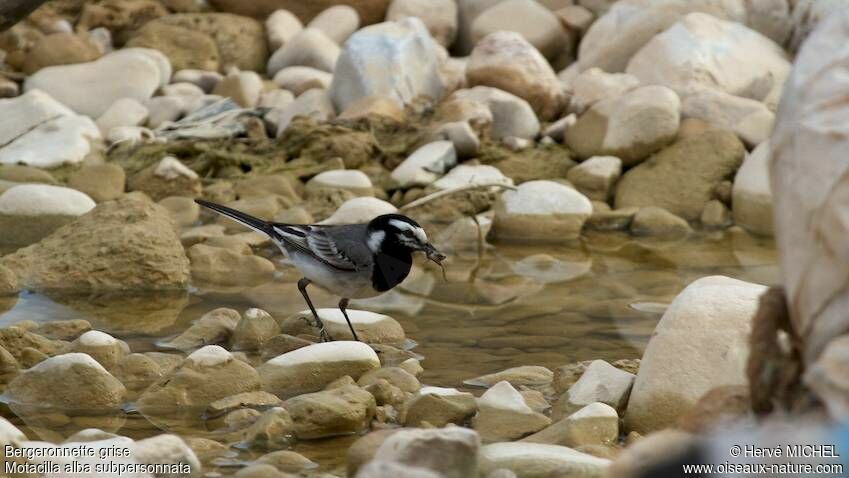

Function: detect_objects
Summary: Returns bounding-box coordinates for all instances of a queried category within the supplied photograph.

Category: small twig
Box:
[400,182,517,211]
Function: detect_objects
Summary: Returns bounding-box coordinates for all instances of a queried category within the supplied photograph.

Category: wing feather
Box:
[273,224,363,271]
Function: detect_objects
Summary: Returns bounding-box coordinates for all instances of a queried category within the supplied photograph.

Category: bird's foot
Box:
[319,327,334,342]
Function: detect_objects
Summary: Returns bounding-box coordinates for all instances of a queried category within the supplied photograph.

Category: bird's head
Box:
[367,214,446,264]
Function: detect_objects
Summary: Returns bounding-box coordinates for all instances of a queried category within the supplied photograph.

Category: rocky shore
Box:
[0,0,842,476]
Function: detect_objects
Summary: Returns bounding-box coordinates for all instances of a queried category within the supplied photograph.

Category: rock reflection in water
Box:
[29,290,189,335]
[6,402,126,443]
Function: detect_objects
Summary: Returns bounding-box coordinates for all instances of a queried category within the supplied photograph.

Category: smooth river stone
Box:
[24,49,170,117]
[258,341,380,398]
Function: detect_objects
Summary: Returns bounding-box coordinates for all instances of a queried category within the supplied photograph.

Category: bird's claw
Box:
[319,327,334,342]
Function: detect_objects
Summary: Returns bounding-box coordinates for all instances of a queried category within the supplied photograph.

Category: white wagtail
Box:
[195,199,446,342]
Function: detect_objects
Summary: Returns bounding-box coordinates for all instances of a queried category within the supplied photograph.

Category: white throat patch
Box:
[367,230,386,253]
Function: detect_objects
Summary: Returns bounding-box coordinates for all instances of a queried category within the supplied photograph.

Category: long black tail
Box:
[194,199,274,236]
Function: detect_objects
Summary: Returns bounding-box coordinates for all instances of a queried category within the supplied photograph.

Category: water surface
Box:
[0,228,778,475]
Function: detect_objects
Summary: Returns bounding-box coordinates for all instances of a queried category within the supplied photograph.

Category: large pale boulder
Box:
[626,12,790,109]
[24,49,169,118]
[466,31,564,120]
[614,129,745,221]
[493,180,592,242]
[0,197,190,291]
[770,9,849,373]
[330,18,444,112]
[624,276,767,433]
[577,0,747,73]
[733,141,773,236]
[565,85,680,165]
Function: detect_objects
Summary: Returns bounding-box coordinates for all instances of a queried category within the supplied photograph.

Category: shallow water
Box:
[0,228,778,475]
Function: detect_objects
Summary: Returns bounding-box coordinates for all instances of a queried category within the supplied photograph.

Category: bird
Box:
[194,199,446,342]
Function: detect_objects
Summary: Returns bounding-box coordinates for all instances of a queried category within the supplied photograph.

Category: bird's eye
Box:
[402,230,414,237]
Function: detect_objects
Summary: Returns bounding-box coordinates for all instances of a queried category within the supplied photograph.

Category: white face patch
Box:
[367,229,386,253]
[389,218,428,244]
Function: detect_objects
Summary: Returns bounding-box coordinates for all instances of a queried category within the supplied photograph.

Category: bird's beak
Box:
[423,243,446,264]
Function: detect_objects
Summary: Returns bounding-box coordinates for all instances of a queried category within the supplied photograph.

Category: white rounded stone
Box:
[320,197,398,225]
[186,345,233,367]
[266,9,303,51]
[306,170,373,196]
[432,164,513,190]
[391,141,457,188]
[307,5,361,44]
[0,184,95,216]
[24,49,168,117]
[78,330,119,347]
[494,180,592,241]
[259,341,380,397]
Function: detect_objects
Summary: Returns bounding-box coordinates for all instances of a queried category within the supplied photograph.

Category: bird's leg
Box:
[338,298,360,342]
[297,278,332,342]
